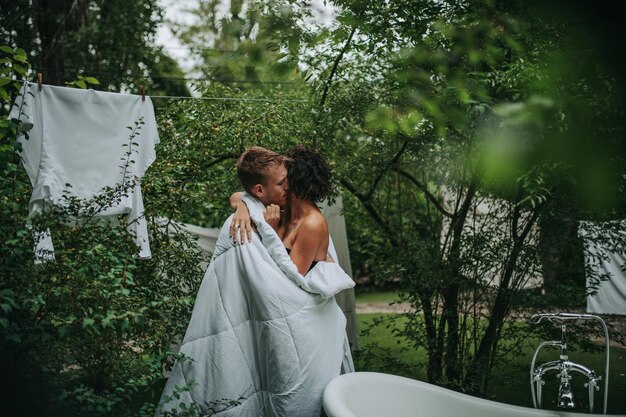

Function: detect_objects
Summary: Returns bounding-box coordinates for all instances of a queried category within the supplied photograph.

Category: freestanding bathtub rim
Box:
[322,372,626,417]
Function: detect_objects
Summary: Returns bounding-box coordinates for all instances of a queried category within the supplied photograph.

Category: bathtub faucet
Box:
[556,324,575,409]
[557,368,575,408]
[529,313,609,414]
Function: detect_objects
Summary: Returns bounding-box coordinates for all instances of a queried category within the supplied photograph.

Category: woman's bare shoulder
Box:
[300,210,328,233]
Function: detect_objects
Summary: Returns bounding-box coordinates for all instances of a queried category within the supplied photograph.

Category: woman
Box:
[157,145,353,417]
[230,145,334,276]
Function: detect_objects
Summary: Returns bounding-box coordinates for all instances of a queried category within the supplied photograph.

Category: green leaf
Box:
[0,46,13,54]
[82,317,95,328]
[11,63,26,75]
[6,333,21,343]
[58,326,71,338]
[12,54,28,64]
[84,77,100,85]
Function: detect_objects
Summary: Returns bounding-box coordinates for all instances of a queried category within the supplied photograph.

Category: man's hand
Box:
[230,202,253,243]
[263,204,281,231]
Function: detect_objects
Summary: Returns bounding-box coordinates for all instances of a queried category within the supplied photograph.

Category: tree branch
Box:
[339,177,399,248]
[511,184,523,240]
[395,168,453,218]
[318,25,357,110]
[206,153,239,168]
[365,140,410,201]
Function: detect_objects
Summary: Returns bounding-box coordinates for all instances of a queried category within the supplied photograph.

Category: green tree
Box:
[173,0,309,89]
[163,0,625,396]
[0,0,188,95]
[297,0,626,395]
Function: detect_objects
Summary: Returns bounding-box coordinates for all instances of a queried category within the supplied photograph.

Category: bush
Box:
[0,45,204,416]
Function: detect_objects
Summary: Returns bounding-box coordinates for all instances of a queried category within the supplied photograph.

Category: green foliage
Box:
[65,75,100,90]
[0,45,28,105]
[150,51,191,98]
[0,45,207,416]
[174,0,308,88]
[293,0,626,395]
[149,83,314,228]
[0,0,187,95]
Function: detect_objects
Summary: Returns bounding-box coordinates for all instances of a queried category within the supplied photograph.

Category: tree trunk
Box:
[33,0,68,85]
[440,175,480,383]
[33,0,90,86]
[464,242,520,394]
[420,289,442,382]
[539,205,585,296]
[464,201,543,394]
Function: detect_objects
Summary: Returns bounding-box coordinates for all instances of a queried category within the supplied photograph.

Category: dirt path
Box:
[355,302,626,348]
[356,302,412,314]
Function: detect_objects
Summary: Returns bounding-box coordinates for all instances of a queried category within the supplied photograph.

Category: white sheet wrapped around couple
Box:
[157,193,355,417]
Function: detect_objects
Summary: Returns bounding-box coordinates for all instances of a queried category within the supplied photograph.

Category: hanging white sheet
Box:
[579,220,626,315]
[320,195,360,350]
[10,82,159,259]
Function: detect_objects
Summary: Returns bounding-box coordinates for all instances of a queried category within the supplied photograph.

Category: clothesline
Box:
[31,66,301,85]
[149,94,310,102]
[3,78,312,103]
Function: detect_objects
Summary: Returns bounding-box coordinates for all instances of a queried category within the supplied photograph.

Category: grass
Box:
[354,314,428,379]
[355,291,399,304]
[355,313,626,415]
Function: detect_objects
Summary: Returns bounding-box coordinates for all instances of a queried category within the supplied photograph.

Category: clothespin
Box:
[140,85,146,102]
[37,72,43,91]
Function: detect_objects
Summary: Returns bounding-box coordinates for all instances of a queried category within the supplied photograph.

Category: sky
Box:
[156,0,198,73]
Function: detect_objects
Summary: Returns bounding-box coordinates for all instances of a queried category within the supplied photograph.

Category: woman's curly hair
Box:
[286,145,332,203]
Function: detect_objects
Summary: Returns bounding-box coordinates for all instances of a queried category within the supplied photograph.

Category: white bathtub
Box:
[323,372,623,417]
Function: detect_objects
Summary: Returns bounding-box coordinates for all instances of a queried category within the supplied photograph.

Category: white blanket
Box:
[157,195,355,417]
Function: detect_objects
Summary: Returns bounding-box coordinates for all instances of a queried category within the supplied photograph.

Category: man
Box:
[236,146,289,207]
[229,146,288,243]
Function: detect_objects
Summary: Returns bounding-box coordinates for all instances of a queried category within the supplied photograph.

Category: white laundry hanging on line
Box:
[320,195,360,350]
[579,220,626,315]
[10,82,160,260]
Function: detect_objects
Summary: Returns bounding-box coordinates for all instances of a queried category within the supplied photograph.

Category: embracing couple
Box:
[157,145,355,417]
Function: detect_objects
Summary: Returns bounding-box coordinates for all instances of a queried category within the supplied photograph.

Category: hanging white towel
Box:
[9,82,160,259]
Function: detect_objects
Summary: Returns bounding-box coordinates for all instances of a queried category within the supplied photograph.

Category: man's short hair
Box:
[236,146,287,192]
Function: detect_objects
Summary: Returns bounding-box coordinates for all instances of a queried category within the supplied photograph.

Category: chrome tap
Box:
[529,313,610,414]
[557,373,575,408]
[557,324,575,409]
[586,370,601,412]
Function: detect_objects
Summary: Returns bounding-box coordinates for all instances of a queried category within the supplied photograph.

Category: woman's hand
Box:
[263,204,281,231]
[230,201,253,243]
